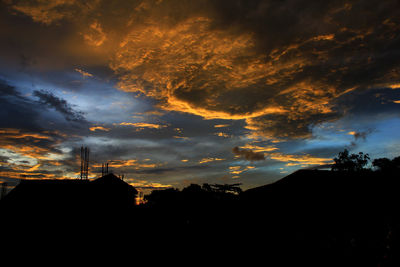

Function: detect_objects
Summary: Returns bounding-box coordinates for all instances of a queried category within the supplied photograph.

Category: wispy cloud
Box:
[232,147,265,161]
[117,122,167,129]
[268,152,333,167]
[33,90,86,122]
[75,68,93,78]
[89,126,110,132]
[199,157,225,164]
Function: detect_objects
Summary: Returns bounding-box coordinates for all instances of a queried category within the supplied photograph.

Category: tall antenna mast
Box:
[80,146,90,180]
[80,146,84,180]
[86,147,90,179]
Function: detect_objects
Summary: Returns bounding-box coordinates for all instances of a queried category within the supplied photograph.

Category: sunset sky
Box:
[1,0,400,191]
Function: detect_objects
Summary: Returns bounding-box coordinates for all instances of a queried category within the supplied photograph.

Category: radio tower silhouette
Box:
[80,146,90,180]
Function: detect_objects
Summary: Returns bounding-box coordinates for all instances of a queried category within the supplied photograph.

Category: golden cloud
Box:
[83,21,107,47]
[126,178,172,190]
[214,124,230,128]
[89,126,110,132]
[117,122,167,129]
[93,159,158,169]
[11,0,78,25]
[0,128,52,140]
[199,157,225,164]
[229,165,255,175]
[111,17,290,118]
[214,132,230,138]
[7,0,400,142]
[239,144,278,153]
[267,152,333,166]
[75,68,93,77]
[109,15,353,140]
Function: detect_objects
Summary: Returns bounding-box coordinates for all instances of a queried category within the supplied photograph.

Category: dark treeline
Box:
[2,150,400,266]
[124,150,400,266]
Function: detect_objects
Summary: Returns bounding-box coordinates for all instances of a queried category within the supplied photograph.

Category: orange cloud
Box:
[109,15,353,141]
[8,0,400,143]
[89,126,110,132]
[83,21,107,47]
[199,157,225,164]
[125,178,172,190]
[389,83,400,89]
[268,153,333,166]
[229,165,255,175]
[26,163,41,172]
[214,132,230,138]
[239,144,278,153]
[93,159,158,170]
[214,124,230,128]
[75,68,93,77]
[111,16,291,120]
[0,128,52,140]
[11,0,79,25]
[118,122,166,129]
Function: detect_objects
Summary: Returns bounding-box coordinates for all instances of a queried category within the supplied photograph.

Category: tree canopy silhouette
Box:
[331,149,370,172]
[372,156,400,172]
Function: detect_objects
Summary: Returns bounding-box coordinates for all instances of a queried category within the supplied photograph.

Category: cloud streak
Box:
[1,0,400,190]
[5,0,400,140]
[33,90,86,122]
[232,146,265,161]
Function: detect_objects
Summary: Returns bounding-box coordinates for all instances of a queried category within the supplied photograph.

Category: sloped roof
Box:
[1,173,138,211]
[92,173,137,194]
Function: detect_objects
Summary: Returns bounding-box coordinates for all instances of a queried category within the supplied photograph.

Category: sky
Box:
[1,0,400,192]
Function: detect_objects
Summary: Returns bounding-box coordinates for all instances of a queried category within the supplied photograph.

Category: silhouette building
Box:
[0,173,138,214]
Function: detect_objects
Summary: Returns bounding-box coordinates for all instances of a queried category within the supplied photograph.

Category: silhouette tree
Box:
[210,183,242,195]
[372,157,392,171]
[201,183,213,192]
[373,156,400,172]
[331,149,370,172]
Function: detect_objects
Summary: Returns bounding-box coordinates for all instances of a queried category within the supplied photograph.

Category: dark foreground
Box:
[1,170,400,266]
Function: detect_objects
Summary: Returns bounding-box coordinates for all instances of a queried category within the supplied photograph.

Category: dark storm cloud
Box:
[1,0,400,188]
[0,79,41,131]
[0,79,20,96]
[352,130,373,141]
[107,0,400,139]
[33,90,85,122]
[0,79,94,180]
[133,165,208,175]
[335,87,400,117]
[232,146,265,161]
[0,80,91,134]
[3,0,400,140]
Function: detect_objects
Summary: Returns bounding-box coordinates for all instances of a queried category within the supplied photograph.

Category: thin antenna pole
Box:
[84,146,86,179]
[86,147,90,179]
[80,146,84,180]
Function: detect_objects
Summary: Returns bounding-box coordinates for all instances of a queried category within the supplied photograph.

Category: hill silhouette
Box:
[2,169,400,265]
